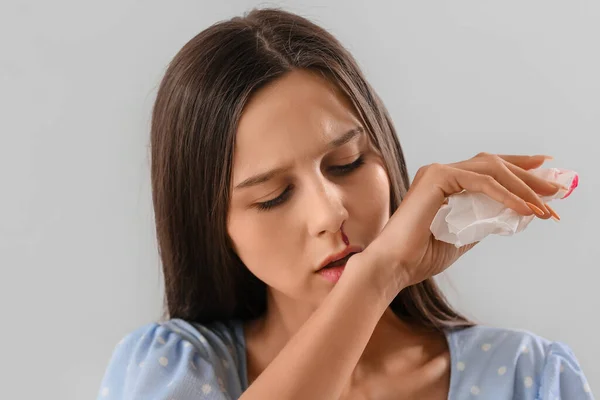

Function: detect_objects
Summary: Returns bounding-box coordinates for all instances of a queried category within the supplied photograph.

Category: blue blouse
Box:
[97,318,594,399]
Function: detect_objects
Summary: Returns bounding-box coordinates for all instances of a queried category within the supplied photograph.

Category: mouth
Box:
[320,252,357,269]
[317,245,363,272]
[316,250,360,284]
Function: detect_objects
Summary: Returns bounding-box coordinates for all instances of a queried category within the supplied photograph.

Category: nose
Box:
[306,176,349,238]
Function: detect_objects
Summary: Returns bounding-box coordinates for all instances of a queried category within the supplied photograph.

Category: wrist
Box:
[344,247,407,307]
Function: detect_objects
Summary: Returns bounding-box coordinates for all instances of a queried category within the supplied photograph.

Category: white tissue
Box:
[430,168,579,247]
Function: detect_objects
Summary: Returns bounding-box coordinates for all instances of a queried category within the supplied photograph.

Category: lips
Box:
[323,252,356,268]
[317,245,363,271]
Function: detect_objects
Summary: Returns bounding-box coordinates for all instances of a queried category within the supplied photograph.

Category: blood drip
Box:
[340,223,350,245]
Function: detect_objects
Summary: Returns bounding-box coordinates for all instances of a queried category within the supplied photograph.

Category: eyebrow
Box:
[233,126,364,190]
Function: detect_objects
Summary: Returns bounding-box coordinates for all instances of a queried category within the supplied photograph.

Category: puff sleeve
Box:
[537,341,594,399]
[96,319,246,399]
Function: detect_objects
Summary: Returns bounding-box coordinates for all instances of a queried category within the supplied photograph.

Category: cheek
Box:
[349,163,390,241]
[227,210,293,283]
[227,211,266,263]
[226,163,391,288]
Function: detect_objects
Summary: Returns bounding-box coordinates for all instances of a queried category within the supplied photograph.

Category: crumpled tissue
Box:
[430,168,579,247]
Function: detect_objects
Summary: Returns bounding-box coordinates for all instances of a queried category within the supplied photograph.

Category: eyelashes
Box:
[255,155,365,212]
[256,185,293,211]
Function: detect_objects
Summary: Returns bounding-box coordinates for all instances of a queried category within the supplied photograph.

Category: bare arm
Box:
[239,250,400,400]
[240,153,557,400]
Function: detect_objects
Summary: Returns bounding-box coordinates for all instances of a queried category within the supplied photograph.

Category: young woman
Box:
[97,8,593,400]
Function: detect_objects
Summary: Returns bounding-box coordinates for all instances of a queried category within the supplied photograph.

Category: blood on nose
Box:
[341,223,349,245]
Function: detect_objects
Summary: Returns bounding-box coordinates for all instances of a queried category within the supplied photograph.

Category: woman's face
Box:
[227,69,390,305]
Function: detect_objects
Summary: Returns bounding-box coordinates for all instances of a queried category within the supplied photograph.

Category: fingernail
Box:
[542,155,554,160]
[525,202,546,217]
[545,203,561,221]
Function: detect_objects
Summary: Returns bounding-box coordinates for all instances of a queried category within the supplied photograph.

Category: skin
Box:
[227,69,451,399]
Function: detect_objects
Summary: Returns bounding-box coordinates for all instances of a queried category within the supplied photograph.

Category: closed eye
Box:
[254,155,365,212]
[329,155,365,176]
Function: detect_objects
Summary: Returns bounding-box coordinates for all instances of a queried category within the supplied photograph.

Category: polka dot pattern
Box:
[97,321,594,400]
[201,384,212,394]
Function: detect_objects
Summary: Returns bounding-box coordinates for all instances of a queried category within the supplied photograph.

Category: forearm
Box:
[240,252,400,400]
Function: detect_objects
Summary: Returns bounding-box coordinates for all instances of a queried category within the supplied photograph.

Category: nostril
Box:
[341,229,349,245]
[340,222,349,245]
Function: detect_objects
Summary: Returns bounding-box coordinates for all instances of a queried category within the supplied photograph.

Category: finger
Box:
[495,154,552,171]
[501,161,566,197]
[398,163,539,249]
[501,162,563,221]
[457,159,553,219]
[421,165,535,217]
[450,169,539,217]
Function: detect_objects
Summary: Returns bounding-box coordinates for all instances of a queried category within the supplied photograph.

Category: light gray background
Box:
[1,1,598,398]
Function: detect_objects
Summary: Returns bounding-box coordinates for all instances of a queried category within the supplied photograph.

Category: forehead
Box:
[233,70,362,171]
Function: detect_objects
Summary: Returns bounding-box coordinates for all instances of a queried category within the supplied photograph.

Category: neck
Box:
[244,288,448,378]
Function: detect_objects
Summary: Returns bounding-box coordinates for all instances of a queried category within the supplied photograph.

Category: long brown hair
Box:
[150,7,472,330]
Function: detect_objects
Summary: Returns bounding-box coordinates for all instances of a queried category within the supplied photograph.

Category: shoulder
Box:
[97,318,247,399]
[447,324,552,361]
[446,325,593,399]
